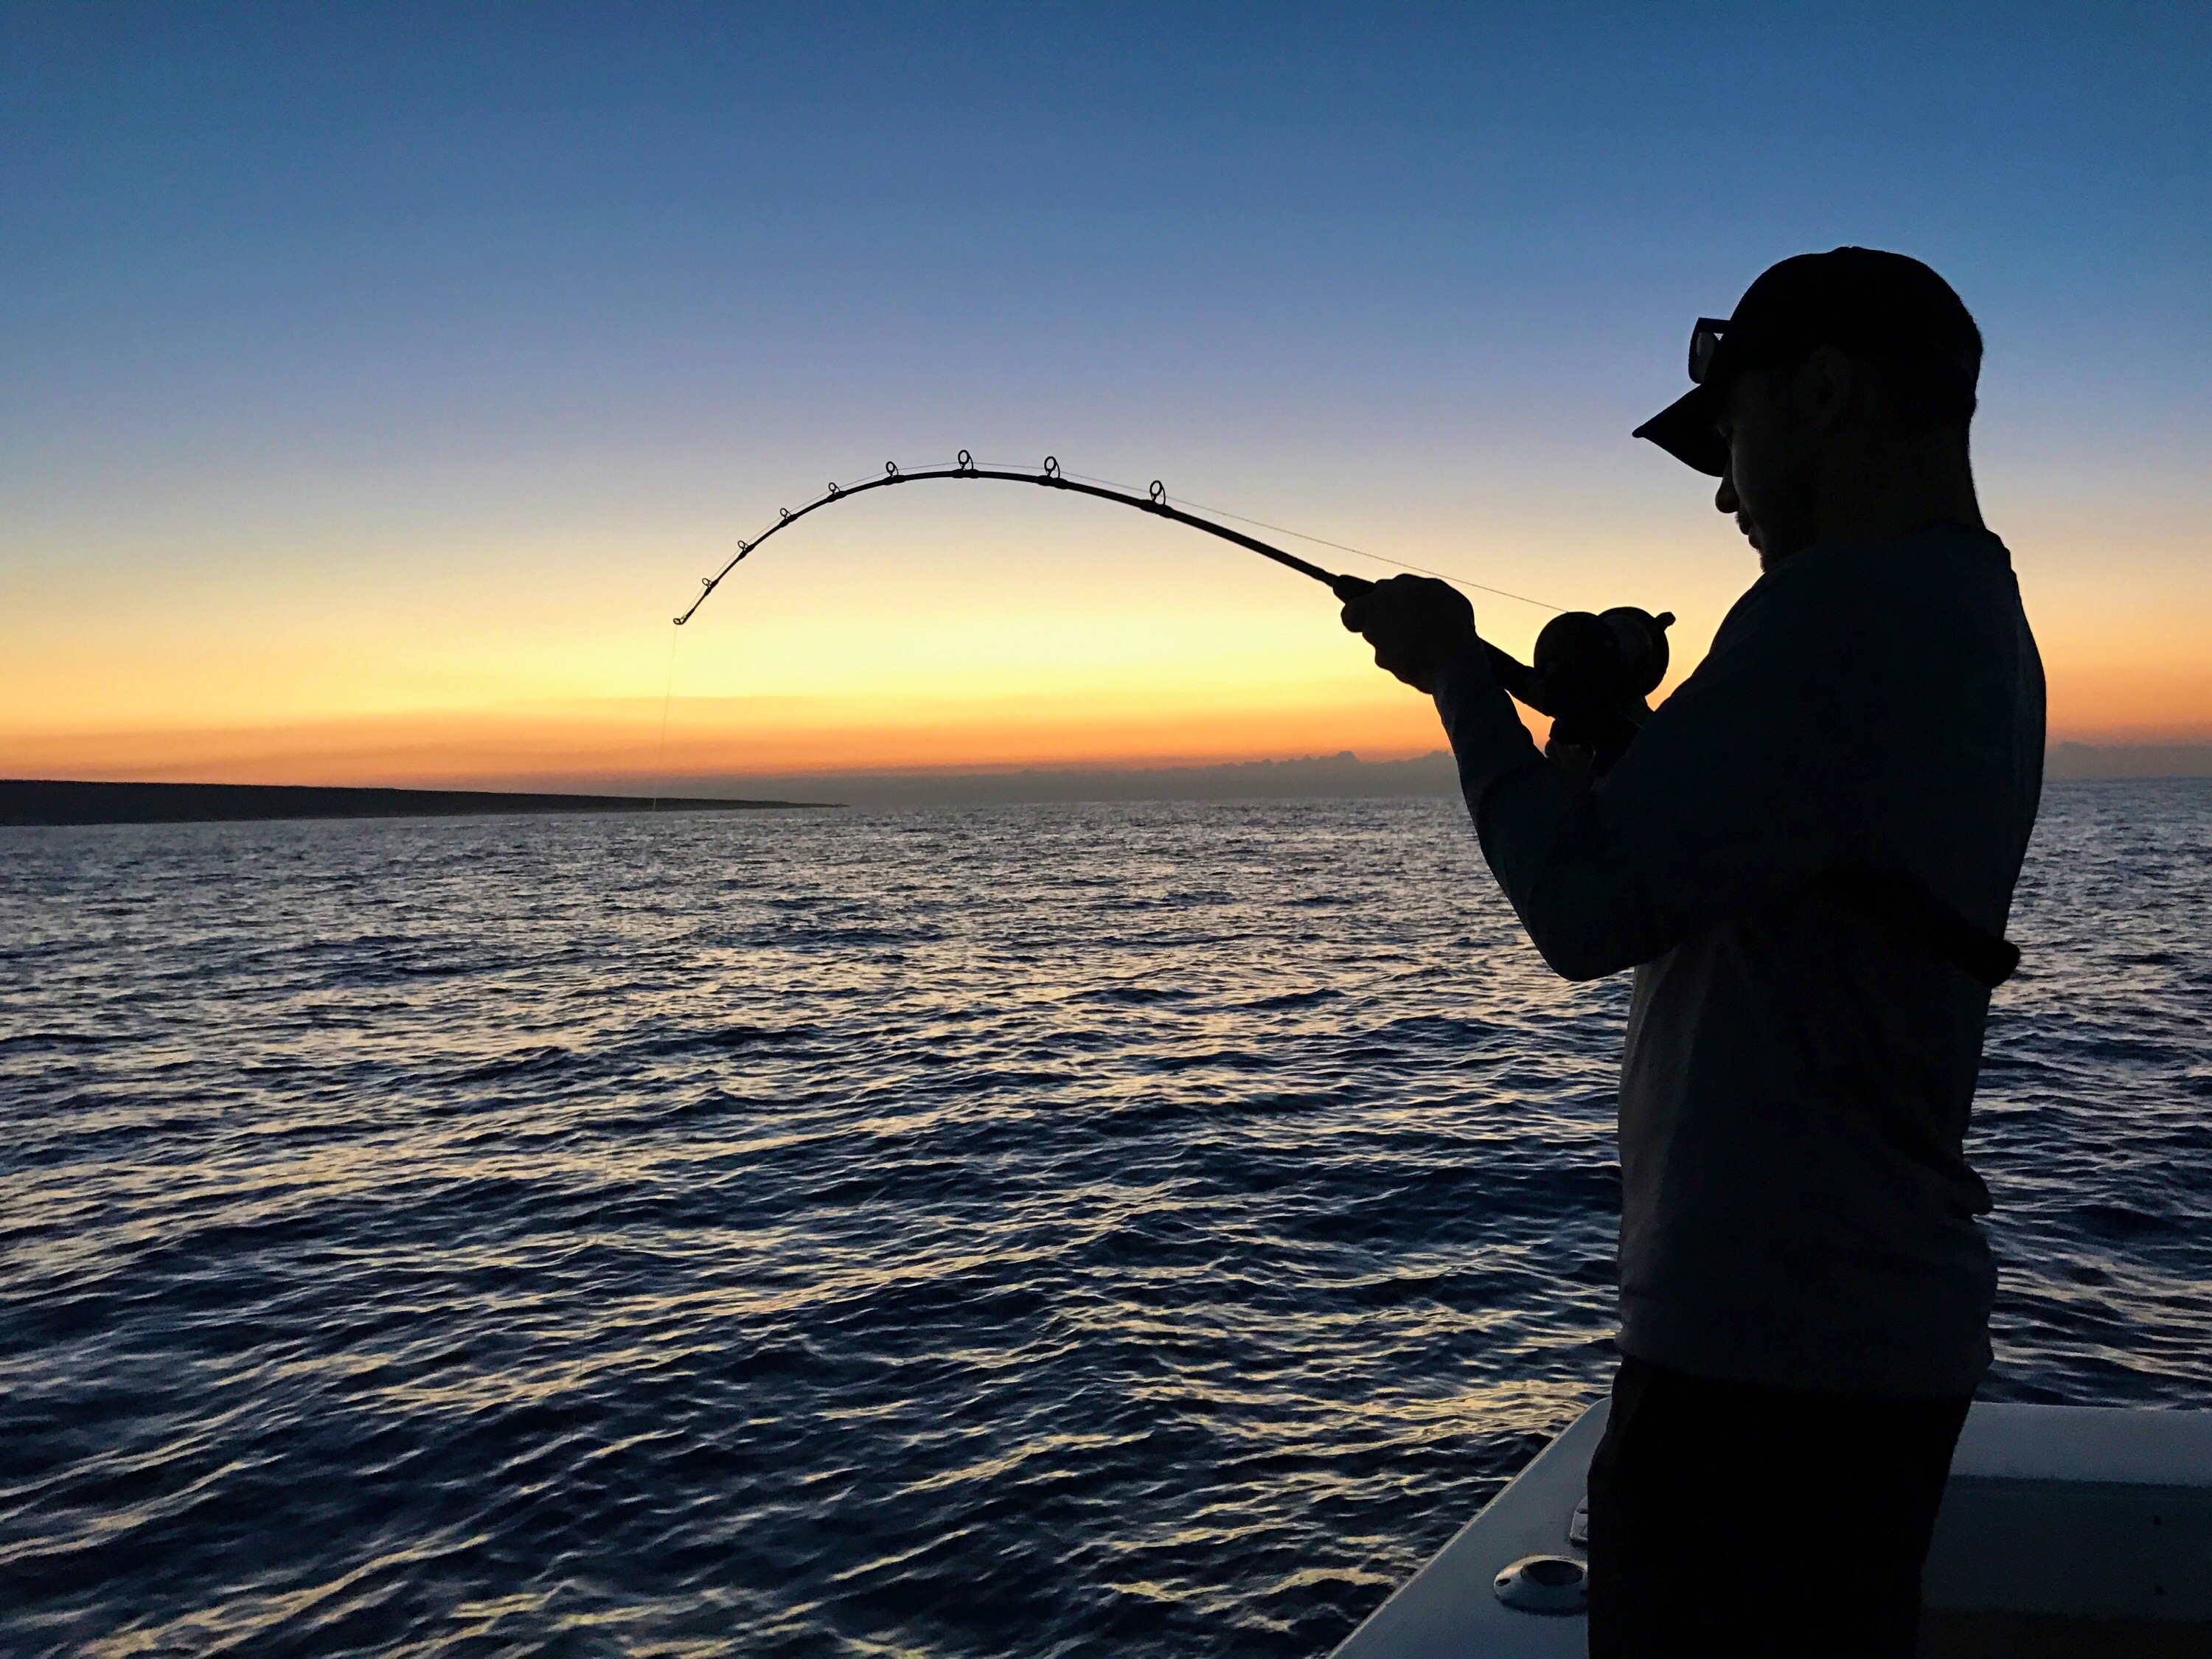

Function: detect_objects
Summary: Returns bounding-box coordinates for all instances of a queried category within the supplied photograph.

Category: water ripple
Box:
[1,784,2207,1655]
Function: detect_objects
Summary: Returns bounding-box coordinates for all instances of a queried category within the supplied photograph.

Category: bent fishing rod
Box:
[675,451,1677,768]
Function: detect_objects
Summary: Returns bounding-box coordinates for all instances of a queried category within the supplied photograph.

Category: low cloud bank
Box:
[670,751,1463,807]
[2045,742,2212,780]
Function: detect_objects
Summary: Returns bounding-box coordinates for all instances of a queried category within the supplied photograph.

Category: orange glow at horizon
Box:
[0,692,1456,790]
[5,487,2207,790]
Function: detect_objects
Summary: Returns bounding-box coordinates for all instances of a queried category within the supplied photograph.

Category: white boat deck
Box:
[1332,1401,2212,1658]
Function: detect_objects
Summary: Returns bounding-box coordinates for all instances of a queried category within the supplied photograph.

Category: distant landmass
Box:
[0,780,838,828]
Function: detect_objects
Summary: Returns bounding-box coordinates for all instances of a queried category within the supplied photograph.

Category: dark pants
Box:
[1585,1354,1971,1658]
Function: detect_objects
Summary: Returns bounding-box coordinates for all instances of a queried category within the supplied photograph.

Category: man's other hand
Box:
[1339,574,1481,695]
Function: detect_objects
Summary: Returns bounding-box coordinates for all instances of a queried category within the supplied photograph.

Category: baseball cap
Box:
[1634,247,1983,476]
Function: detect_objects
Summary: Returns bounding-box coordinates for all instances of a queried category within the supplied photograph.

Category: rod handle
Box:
[1331,571,1546,711]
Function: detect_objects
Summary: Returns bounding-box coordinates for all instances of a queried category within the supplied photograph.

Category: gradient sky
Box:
[5,2,2207,787]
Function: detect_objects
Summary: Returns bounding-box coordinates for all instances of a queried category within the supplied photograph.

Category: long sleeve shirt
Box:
[1434,526,2045,1397]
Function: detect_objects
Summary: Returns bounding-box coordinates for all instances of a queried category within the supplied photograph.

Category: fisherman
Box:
[1342,248,2044,1655]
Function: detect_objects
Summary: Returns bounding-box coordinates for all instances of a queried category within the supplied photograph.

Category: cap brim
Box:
[1632,384,1728,476]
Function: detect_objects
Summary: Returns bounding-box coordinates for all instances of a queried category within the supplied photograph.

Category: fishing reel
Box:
[1493,606,1675,781]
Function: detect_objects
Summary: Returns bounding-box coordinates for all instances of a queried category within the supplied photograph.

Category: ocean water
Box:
[3,781,2208,1657]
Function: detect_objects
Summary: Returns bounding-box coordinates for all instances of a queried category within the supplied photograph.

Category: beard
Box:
[1736,510,1764,554]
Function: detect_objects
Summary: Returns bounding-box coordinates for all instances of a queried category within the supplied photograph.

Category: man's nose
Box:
[1714,470,1739,515]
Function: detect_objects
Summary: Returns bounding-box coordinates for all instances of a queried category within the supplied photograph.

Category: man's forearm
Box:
[1433,653,1684,981]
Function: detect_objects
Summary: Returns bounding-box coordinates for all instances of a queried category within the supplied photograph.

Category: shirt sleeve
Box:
[1433,562,1890,981]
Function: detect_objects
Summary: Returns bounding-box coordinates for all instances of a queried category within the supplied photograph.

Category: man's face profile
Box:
[1713,359,1826,573]
[1705,338,1977,577]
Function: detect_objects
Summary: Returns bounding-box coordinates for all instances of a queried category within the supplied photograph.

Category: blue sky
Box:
[4,3,2207,782]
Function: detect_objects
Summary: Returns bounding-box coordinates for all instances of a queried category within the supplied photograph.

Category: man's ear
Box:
[1798,344,1855,435]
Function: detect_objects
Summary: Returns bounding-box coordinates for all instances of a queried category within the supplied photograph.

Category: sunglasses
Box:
[1688,317,1731,384]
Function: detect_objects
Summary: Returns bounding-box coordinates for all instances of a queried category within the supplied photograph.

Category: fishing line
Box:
[669,452,1607,719]
[1046,464,1564,614]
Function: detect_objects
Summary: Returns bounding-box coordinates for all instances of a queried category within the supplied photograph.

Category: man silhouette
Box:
[1343,248,2044,1655]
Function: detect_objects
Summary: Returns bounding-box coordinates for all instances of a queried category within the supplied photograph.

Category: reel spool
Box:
[1529,606,1676,777]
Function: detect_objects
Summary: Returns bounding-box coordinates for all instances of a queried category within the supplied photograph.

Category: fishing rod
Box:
[675,451,1677,770]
